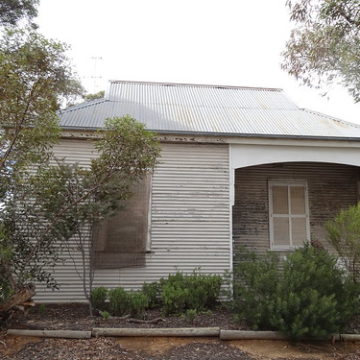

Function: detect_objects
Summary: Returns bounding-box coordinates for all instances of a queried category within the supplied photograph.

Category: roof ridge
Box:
[108,79,283,92]
[301,108,360,129]
[59,98,108,114]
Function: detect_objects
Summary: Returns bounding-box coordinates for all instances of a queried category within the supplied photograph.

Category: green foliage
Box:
[83,91,104,101]
[100,310,110,320]
[127,291,149,317]
[162,282,189,315]
[326,203,360,282]
[108,288,148,317]
[0,28,82,299]
[109,288,129,316]
[282,0,360,102]
[233,245,360,339]
[38,304,46,315]
[142,281,162,309]
[0,2,159,315]
[233,248,280,330]
[0,0,39,26]
[90,287,108,311]
[161,272,222,315]
[274,245,359,339]
[183,309,197,324]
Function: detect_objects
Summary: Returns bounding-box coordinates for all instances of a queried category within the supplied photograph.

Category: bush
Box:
[142,281,162,309]
[233,245,360,339]
[108,287,149,317]
[90,287,108,311]
[273,245,359,339]
[326,203,360,282]
[183,309,197,324]
[233,248,280,330]
[162,282,189,315]
[127,291,149,317]
[109,287,129,316]
[161,271,222,314]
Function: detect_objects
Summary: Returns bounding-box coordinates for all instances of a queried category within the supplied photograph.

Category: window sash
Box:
[269,180,310,250]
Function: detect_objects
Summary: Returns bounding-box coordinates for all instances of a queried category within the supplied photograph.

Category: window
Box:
[94,174,152,269]
[268,180,310,250]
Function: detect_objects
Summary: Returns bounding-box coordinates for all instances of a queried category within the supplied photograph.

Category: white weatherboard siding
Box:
[35,140,230,302]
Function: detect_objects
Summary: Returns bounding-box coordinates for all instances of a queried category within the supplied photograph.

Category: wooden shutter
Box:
[94,174,151,269]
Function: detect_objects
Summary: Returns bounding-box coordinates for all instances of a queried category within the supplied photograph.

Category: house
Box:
[35,80,360,302]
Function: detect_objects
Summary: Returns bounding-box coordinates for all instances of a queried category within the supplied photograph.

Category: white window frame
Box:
[268,179,310,251]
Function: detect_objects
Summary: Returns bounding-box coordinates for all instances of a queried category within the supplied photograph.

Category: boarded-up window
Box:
[94,174,151,269]
[269,180,310,249]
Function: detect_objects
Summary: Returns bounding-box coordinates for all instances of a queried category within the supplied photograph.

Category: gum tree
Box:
[0,27,160,314]
[282,0,360,102]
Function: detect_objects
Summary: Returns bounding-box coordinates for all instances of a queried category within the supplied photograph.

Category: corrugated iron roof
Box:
[59,80,360,140]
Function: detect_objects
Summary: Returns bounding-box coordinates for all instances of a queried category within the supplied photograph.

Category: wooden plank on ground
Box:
[220,330,287,340]
[92,327,220,337]
[7,329,92,339]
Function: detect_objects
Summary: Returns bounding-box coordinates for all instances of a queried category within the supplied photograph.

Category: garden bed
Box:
[6,303,241,331]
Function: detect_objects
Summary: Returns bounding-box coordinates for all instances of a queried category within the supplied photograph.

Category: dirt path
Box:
[2,336,360,360]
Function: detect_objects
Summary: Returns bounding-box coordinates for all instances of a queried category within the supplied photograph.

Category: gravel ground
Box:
[3,337,360,360]
[0,338,254,360]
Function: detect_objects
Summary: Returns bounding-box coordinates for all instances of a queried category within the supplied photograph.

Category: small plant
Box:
[109,287,129,316]
[142,281,161,309]
[162,283,189,315]
[90,287,108,311]
[38,304,46,315]
[100,310,110,320]
[184,309,197,324]
[127,291,149,317]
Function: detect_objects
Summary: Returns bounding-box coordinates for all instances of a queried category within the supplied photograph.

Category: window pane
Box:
[272,186,288,214]
[290,186,305,214]
[292,218,307,246]
[273,217,290,246]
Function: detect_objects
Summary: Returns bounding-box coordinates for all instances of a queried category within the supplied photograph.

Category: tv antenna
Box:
[90,56,103,92]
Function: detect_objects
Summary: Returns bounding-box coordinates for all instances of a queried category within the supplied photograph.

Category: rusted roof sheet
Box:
[59,80,360,139]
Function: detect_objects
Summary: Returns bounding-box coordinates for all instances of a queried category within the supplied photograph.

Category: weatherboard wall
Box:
[34,139,231,302]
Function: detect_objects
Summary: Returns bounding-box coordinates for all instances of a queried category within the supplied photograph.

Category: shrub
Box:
[142,281,162,309]
[100,310,110,320]
[185,272,222,310]
[127,291,149,317]
[272,245,359,339]
[326,203,360,282]
[233,245,360,339]
[162,282,189,315]
[109,287,129,316]
[90,287,108,311]
[184,309,197,324]
[233,248,280,330]
[161,271,222,314]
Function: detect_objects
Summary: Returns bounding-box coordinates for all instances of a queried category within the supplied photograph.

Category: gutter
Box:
[60,126,360,143]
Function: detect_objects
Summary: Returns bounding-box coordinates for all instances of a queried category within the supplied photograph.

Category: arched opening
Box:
[232,161,360,259]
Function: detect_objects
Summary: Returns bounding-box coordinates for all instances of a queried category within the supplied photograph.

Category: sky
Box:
[37,0,359,124]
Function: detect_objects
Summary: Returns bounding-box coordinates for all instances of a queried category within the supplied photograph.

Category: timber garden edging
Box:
[6,328,359,342]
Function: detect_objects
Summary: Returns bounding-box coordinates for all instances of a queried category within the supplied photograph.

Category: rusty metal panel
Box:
[34,140,230,302]
[233,162,360,258]
[59,80,360,139]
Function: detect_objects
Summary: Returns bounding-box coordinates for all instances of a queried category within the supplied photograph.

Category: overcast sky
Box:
[37,0,359,124]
